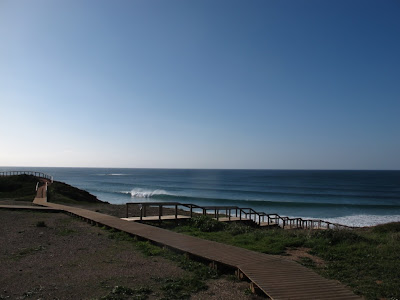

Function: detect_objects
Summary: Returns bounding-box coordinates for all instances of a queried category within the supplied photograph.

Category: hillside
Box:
[0,175,105,204]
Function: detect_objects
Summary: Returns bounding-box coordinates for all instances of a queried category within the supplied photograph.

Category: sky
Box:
[1,0,399,170]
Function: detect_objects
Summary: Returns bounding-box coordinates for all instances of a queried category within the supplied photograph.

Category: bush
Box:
[101,285,152,300]
[372,222,400,234]
[160,277,207,300]
[36,221,47,227]
[47,181,103,204]
[226,223,254,235]
[134,241,164,257]
[190,215,225,232]
[0,175,37,200]
[312,229,370,245]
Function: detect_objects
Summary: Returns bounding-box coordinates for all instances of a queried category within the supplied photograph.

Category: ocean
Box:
[2,167,399,227]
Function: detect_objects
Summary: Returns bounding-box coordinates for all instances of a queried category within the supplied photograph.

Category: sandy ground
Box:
[0,206,265,300]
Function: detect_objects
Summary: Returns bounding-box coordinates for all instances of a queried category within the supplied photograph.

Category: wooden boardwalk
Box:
[29,191,361,299]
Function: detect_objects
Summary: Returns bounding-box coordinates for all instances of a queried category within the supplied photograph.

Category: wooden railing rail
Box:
[125,201,356,229]
[0,171,53,182]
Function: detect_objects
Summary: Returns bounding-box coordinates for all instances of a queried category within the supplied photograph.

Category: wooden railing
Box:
[125,201,355,230]
[0,171,53,182]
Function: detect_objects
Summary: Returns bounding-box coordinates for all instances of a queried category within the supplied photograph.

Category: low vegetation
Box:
[0,175,37,201]
[157,216,400,300]
[35,220,47,227]
[47,181,105,204]
[106,229,219,299]
[12,245,47,261]
[0,175,104,204]
[100,285,152,300]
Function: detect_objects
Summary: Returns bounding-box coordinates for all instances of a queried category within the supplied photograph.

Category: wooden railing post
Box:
[119,201,352,230]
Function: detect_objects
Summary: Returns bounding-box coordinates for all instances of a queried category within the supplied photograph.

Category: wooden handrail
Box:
[125,201,356,229]
[0,171,53,182]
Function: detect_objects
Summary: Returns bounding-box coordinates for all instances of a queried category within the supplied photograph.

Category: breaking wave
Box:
[117,188,400,209]
[96,173,128,176]
[312,214,400,227]
[121,188,171,198]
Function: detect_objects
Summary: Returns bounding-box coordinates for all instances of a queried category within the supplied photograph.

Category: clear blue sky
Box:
[1,0,399,169]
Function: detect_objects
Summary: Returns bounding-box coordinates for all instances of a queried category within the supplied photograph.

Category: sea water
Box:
[2,167,399,227]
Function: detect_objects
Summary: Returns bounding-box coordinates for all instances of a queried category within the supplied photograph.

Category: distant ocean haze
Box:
[2,167,399,227]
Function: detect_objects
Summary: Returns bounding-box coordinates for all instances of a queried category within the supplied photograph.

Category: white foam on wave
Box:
[121,188,169,198]
[288,214,400,227]
[95,173,127,176]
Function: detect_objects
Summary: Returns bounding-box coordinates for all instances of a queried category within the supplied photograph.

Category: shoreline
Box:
[317,214,400,227]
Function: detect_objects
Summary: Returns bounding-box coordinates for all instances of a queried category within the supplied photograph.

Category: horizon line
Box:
[1,166,399,172]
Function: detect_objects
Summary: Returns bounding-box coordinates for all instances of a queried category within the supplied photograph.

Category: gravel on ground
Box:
[0,208,264,300]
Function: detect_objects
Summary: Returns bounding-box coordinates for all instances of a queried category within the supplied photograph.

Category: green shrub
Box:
[372,222,400,234]
[108,231,133,242]
[47,181,103,204]
[160,277,207,300]
[175,256,218,280]
[299,256,317,268]
[36,221,47,227]
[0,175,37,200]
[312,229,370,245]
[134,241,164,257]
[226,223,254,235]
[190,215,225,232]
[56,228,76,236]
[101,285,152,300]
